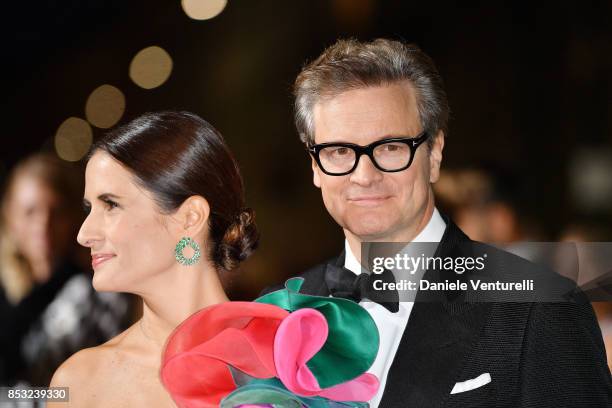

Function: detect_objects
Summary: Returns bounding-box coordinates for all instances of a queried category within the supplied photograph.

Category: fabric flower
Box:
[162,302,288,407]
[161,278,380,408]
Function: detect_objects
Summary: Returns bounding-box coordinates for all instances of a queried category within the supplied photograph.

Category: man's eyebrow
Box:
[83,193,123,205]
[320,133,420,145]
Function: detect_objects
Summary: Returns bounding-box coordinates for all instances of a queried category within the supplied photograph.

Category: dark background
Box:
[2,0,611,298]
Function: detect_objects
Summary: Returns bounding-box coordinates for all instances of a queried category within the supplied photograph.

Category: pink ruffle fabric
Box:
[274,308,379,401]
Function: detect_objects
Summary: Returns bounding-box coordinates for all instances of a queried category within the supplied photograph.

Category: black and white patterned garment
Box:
[0,266,134,407]
[21,273,133,385]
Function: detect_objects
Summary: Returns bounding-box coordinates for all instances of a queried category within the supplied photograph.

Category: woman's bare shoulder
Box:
[51,325,136,382]
[47,325,138,406]
[49,347,101,386]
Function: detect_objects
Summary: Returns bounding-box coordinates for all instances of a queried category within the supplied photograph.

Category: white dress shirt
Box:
[343,208,446,407]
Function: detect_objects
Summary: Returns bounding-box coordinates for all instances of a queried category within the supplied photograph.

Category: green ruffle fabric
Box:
[254,278,379,389]
[220,370,368,408]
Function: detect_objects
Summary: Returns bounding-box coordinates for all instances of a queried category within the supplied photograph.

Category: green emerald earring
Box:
[175,236,201,266]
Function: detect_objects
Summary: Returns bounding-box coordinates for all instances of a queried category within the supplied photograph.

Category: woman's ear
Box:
[177,195,211,237]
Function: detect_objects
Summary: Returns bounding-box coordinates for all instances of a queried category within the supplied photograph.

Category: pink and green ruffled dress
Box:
[161,278,380,407]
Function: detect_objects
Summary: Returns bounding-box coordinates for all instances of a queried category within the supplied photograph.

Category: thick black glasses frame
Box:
[307,131,429,176]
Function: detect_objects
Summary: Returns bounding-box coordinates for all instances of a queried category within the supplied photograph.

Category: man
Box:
[264,38,611,407]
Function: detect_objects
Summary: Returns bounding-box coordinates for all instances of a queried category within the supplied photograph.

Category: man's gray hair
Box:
[293,38,450,146]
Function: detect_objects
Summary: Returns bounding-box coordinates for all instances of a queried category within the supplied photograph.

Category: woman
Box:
[49,111,259,407]
[0,153,132,386]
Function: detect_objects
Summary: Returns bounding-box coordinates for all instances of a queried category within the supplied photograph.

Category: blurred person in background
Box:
[560,221,612,371]
[434,165,543,243]
[434,165,551,265]
[0,152,134,387]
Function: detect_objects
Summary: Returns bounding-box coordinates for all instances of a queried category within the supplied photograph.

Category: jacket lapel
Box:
[379,220,492,407]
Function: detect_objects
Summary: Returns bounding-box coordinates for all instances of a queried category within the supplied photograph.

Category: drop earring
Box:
[175,237,201,266]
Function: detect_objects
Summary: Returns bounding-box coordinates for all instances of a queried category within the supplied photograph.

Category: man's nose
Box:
[349,154,383,186]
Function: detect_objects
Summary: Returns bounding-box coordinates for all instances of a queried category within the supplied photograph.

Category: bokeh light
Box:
[129,46,174,89]
[54,117,93,162]
[181,0,227,20]
[85,84,126,129]
[570,149,612,212]
[332,0,375,28]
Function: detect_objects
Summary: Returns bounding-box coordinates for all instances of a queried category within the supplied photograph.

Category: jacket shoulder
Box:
[258,254,341,297]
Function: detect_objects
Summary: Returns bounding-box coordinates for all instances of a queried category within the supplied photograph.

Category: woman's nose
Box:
[76,212,102,248]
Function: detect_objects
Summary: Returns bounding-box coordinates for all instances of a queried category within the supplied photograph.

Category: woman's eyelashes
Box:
[103,199,119,211]
[82,199,119,215]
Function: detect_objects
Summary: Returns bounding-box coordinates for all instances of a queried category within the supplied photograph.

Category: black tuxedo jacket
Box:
[262,220,612,407]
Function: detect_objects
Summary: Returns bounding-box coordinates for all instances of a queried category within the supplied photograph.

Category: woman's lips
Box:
[91,254,116,269]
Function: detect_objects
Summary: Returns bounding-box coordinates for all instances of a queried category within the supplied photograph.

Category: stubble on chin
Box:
[343,210,397,241]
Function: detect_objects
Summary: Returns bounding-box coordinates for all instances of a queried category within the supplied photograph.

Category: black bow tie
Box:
[324,264,399,313]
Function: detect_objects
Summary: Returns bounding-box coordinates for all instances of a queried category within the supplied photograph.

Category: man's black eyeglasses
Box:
[307,131,429,176]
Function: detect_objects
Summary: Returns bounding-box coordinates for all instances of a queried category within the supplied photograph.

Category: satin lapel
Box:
[379,220,492,408]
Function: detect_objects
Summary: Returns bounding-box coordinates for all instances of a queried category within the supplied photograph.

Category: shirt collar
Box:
[344,207,446,275]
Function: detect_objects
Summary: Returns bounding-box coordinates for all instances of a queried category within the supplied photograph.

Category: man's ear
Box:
[429,130,445,183]
[311,157,321,188]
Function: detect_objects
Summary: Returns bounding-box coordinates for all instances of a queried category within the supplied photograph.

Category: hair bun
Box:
[216,208,260,271]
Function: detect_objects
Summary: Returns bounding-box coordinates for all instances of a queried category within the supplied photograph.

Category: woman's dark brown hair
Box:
[88,111,259,271]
